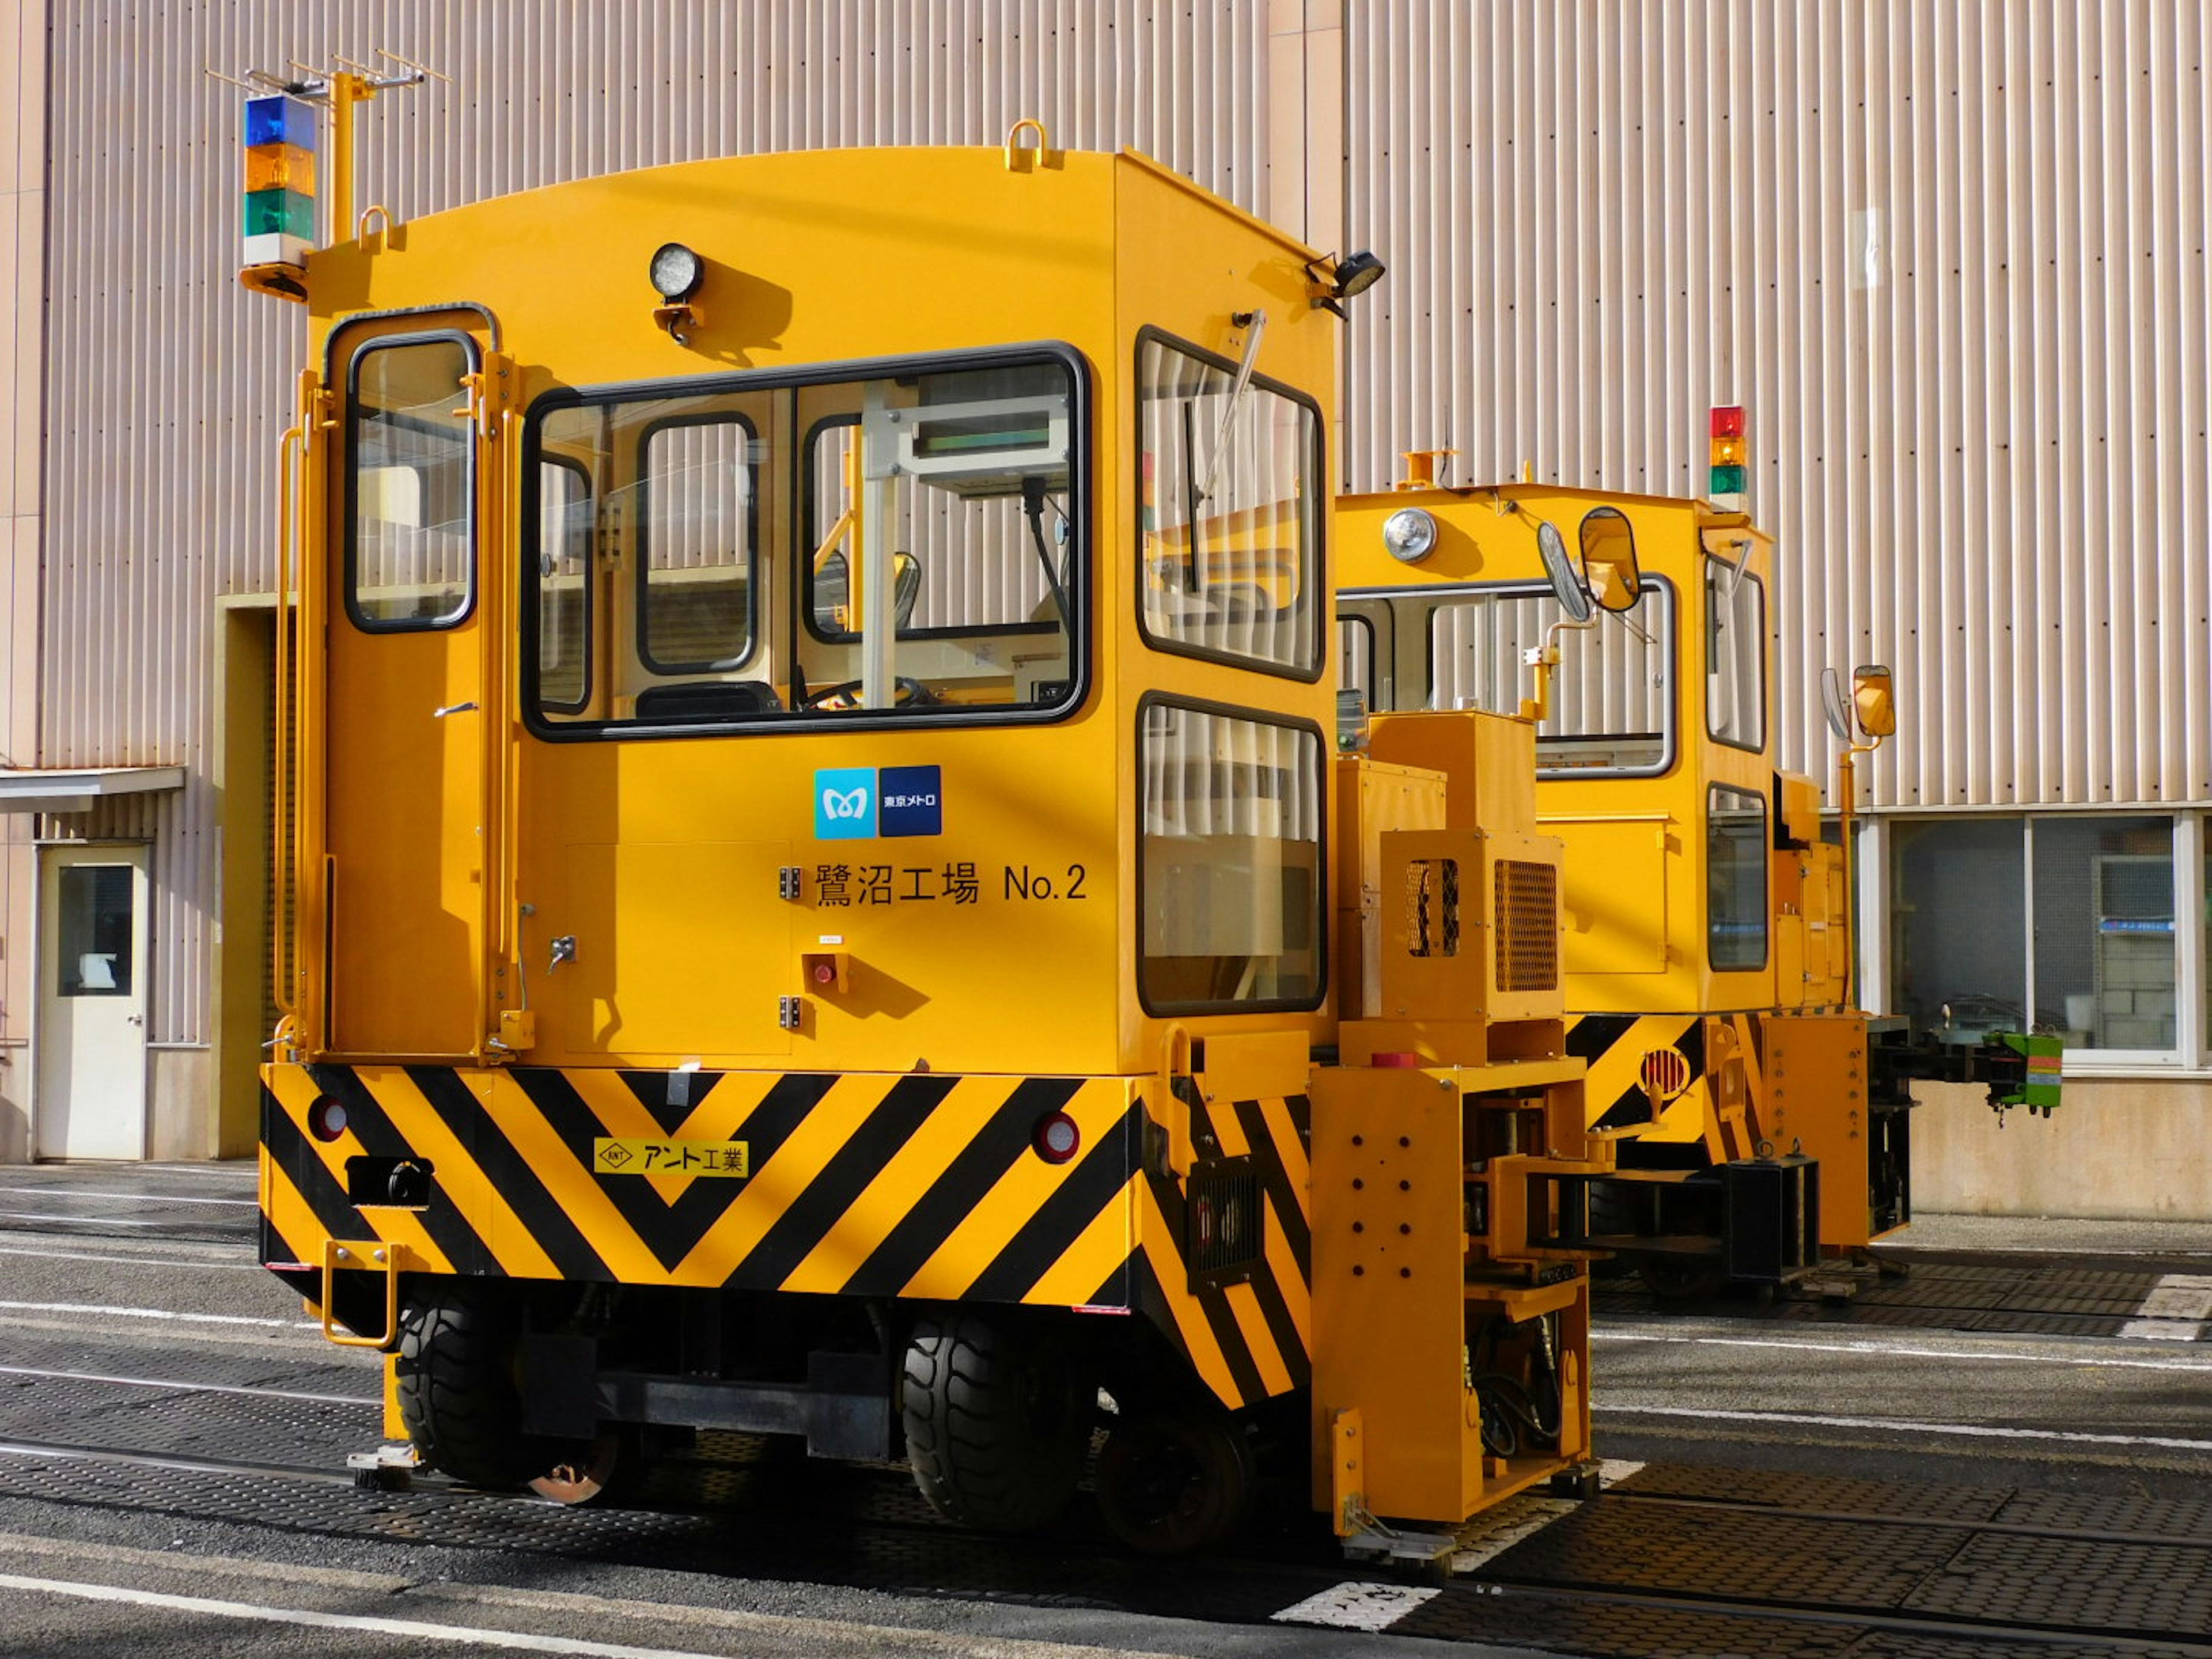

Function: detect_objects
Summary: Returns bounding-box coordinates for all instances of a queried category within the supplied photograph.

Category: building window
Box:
[1707,786,1768,970]
[1137,700,1323,1013]
[1888,813,2188,1062]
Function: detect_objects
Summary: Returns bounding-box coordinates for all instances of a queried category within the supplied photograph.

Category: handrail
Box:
[272,421,303,1020]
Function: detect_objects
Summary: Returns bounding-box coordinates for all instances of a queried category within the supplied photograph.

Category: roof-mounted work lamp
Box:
[649,241,705,344]
[1308,249,1386,317]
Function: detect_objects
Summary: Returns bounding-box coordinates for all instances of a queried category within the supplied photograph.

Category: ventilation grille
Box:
[1495,859,1559,991]
[1185,1159,1263,1282]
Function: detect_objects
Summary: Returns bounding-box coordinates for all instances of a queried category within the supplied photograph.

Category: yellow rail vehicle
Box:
[1336,472,2056,1293]
[256,124,1608,1555]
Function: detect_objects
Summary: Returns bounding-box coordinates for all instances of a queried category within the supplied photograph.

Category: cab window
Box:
[522,349,1083,730]
[346,335,475,631]
[1706,554,1766,751]
[1135,331,1322,677]
[1708,785,1769,969]
[1138,700,1324,1013]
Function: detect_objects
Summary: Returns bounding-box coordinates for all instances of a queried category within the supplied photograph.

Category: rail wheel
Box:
[1095,1408,1253,1554]
[395,1280,624,1504]
[900,1312,1089,1532]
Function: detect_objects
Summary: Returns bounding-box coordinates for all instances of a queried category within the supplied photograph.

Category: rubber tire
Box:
[1095,1411,1253,1555]
[900,1313,1089,1532]
[395,1281,530,1490]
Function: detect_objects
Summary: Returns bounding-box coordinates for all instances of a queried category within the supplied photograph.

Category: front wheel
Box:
[395,1279,629,1504]
[901,1313,1090,1532]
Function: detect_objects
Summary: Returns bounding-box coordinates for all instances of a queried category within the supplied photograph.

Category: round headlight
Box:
[1381,506,1439,564]
[648,242,704,303]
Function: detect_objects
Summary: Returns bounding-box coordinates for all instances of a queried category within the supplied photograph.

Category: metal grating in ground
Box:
[1905,1532,2212,1637]
[1606,1463,2012,1525]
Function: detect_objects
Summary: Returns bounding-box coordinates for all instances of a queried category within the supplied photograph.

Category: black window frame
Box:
[518,340,1093,741]
[1131,325,1327,683]
[633,407,763,676]
[1133,691,1330,1018]
[534,452,594,715]
[1707,783,1771,972]
[342,328,480,635]
[1704,554,1767,755]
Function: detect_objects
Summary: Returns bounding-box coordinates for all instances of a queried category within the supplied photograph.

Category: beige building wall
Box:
[9,1,2210,1207]
[0,0,45,1161]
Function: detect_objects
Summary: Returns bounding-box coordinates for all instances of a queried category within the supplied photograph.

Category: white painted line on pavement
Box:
[1272,1581,1441,1632]
[0,1299,315,1330]
[0,1243,264,1272]
[0,1185,258,1207]
[0,1363,372,1407]
[0,1210,194,1230]
[1597,1400,2212,1453]
[1595,1330,2212,1371]
[0,1569,1195,1659]
[0,1573,743,1658]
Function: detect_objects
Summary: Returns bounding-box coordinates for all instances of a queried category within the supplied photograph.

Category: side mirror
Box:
[1578,506,1643,613]
[1820,666,1852,742]
[1538,521,1593,623]
[1852,664,1896,738]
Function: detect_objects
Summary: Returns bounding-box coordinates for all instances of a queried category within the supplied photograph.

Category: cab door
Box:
[319,317,506,1057]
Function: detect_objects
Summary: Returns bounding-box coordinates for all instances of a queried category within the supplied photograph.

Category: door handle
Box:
[433,700,479,718]
[126,1014,144,1027]
[548,935,577,973]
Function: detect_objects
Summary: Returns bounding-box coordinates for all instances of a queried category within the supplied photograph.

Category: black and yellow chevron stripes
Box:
[1566,1013,1706,1137]
[260,1061,1312,1412]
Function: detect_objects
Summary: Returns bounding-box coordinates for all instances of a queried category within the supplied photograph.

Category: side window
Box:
[537,458,592,711]
[347,336,475,630]
[1706,555,1765,751]
[1708,785,1769,969]
[639,417,755,673]
[1136,332,1321,676]
[1139,701,1324,1012]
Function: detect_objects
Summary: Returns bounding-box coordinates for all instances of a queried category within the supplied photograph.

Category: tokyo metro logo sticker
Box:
[815,768,877,839]
[813,766,945,839]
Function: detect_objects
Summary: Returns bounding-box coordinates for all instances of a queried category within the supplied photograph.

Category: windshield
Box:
[1337,578,1675,776]
[524,351,1082,730]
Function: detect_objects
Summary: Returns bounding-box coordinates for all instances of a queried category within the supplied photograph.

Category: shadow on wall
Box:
[0,1056,28,1161]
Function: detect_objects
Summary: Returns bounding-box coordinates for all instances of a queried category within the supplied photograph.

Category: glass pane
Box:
[1889,819,2025,1040]
[1707,786,1767,969]
[537,459,592,710]
[798,362,1075,710]
[350,339,473,627]
[641,418,755,671]
[1425,582,1671,774]
[2034,815,2175,1050]
[1137,336,1319,674]
[1141,704,1323,1010]
[1336,615,1373,700]
[1706,559,1764,750]
[57,864,133,998]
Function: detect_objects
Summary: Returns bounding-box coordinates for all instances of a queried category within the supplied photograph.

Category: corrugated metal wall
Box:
[1342,0,2212,813]
[31,0,2212,1050]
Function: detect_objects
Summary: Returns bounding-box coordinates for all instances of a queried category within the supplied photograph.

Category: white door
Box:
[35,845,150,1160]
